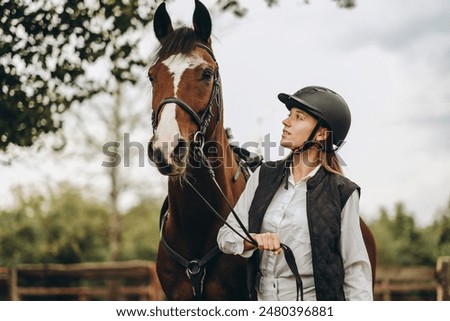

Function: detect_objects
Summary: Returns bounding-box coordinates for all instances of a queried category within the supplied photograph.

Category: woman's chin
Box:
[280,139,295,150]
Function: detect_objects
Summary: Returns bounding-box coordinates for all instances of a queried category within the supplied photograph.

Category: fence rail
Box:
[1,257,449,301]
[2,260,165,301]
[374,266,436,300]
[373,256,449,300]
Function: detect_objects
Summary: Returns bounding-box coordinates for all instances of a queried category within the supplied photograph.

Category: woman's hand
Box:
[244,232,282,255]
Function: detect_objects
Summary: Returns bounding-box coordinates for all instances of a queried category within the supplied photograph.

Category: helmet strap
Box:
[293,119,323,154]
[284,119,323,190]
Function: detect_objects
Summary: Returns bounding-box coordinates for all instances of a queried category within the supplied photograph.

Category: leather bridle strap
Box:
[154,97,204,129]
[159,212,221,299]
[151,43,221,140]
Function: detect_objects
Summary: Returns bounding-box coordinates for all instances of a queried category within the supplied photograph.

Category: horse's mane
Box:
[152,27,206,63]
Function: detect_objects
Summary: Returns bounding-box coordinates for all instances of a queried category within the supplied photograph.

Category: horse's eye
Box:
[148,74,154,82]
[201,69,213,82]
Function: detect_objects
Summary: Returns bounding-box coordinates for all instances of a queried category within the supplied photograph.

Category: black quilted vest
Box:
[246,159,359,300]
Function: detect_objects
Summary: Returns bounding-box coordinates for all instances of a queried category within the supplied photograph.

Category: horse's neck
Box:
[167,128,242,228]
[203,128,238,186]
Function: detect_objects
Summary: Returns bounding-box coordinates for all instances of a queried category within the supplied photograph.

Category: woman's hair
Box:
[318,132,344,176]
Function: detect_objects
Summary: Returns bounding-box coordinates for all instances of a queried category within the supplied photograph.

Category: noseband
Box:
[151,43,222,145]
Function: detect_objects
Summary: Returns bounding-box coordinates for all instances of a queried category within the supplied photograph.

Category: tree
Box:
[77,81,155,262]
[262,0,355,9]
[370,207,398,265]
[0,183,163,266]
[121,198,163,261]
[1,0,355,152]
[0,184,110,266]
[0,0,155,150]
[369,202,436,266]
[429,196,450,257]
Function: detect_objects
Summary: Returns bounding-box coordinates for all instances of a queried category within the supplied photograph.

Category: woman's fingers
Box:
[254,233,281,254]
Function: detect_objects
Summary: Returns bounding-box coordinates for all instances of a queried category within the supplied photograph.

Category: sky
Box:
[1,0,450,227]
[209,0,450,226]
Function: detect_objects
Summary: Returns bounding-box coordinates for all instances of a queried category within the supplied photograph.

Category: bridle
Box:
[151,43,222,148]
[152,43,304,301]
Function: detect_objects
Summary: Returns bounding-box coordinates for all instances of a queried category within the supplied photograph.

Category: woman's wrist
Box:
[243,233,257,251]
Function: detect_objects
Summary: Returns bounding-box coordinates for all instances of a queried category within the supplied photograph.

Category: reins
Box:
[183,148,256,246]
[186,143,305,301]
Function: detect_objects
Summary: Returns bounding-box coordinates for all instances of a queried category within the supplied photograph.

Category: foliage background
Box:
[0,185,161,266]
[1,183,449,267]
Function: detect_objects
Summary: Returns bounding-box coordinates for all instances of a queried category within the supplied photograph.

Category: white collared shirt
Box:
[217,165,373,301]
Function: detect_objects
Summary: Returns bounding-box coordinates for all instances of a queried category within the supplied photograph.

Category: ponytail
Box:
[319,135,344,176]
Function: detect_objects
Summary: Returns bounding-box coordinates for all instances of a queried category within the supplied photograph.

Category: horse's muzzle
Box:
[148,136,189,176]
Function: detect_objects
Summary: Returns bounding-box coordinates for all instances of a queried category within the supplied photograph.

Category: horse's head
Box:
[148,1,221,176]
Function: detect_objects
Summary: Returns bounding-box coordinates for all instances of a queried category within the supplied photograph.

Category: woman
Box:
[217,86,373,301]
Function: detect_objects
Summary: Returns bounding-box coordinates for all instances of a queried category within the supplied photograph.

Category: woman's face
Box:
[280,107,318,150]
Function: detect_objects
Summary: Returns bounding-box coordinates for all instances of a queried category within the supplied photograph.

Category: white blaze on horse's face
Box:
[152,52,207,164]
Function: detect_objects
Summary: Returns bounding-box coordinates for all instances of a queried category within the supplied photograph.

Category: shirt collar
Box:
[288,164,321,187]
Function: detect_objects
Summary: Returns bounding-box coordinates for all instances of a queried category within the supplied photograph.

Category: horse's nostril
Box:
[148,139,167,164]
[172,138,189,161]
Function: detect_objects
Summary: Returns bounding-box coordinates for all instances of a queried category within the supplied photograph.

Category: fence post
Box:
[381,278,391,301]
[436,256,450,301]
[9,268,19,301]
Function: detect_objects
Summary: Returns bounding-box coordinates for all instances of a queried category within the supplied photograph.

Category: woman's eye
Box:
[297,114,307,120]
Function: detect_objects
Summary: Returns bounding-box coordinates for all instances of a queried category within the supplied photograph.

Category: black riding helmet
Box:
[278,86,351,148]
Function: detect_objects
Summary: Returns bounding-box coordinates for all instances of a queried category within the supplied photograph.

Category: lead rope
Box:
[185,144,304,301]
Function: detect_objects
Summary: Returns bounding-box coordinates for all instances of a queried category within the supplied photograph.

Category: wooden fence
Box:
[435,256,450,300]
[1,257,449,300]
[1,260,165,301]
[374,256,449,300]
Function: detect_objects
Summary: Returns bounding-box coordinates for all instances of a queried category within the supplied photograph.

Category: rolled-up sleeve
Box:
[217,167,260,258]
[340,190,373,300]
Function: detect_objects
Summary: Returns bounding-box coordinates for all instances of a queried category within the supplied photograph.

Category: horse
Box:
[147,0,249,300]
[361,220,377,288]
[147,0,376,300]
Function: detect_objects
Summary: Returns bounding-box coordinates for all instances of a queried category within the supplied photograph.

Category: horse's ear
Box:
[154,2,174,42]
[193,0,212,44]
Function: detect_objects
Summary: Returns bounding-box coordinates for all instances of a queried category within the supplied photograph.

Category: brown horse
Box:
[147,0,376,300]
[361,220,377,287]
[147,0,248,300]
